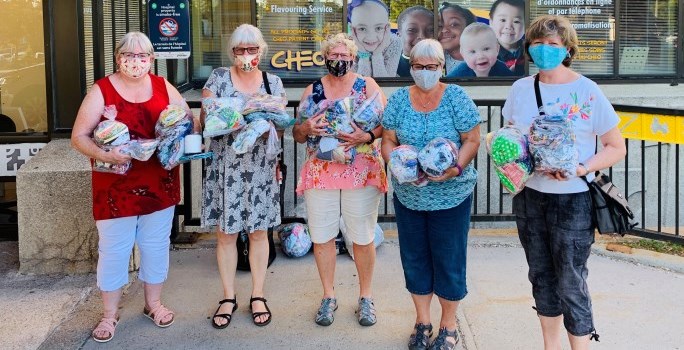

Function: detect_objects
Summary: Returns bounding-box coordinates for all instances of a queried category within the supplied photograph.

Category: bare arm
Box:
[380,128,399,163]
[292,84,327,143]
[428,125,481,182]
[71,84,131,164]
[576,127,626,176]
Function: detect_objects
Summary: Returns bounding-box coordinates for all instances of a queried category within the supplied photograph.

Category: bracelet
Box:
[454,163,463,176]
[579,162,589,174]
[365,130,376,144]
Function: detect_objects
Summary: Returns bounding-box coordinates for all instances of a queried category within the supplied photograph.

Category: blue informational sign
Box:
[148,0,190,59]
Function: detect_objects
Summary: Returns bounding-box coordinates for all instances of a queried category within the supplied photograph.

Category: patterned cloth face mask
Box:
[236,54,260,72]
[119,57,151,78]
[325,59,353,77]
[528,44,569,71]
[410,69,441,90]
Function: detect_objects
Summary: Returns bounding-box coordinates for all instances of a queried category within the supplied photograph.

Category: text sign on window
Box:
[148,0,191,59]
[0,143,46,176]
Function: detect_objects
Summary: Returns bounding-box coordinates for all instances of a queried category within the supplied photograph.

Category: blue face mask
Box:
[528,44,569,71]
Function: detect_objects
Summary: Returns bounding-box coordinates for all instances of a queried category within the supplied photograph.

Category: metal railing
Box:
[179,100,684,244]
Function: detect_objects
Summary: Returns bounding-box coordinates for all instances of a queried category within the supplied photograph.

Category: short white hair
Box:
[409,39,445,66]
[115,32,154,57]
[228,24,268,61]
[321,33,358,58]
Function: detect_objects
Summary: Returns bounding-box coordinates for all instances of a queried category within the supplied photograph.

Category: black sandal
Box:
[211,297,238,329]
[249,296,272,327]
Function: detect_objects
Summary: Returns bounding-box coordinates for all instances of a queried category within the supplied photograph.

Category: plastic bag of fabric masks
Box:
[92,105,132,174]
[418,137,459,177]
[486,126,533,195]
[234,94,294,155]
[389,145,428,187]
[277,223,312,258]
[339,216,384,260]
[202,97,245,138]
[241,93,288,115]
[528,115,577,178]
[156,105,193,170]
[232,118,272,154]
[350,91,383,132]
[120,139,159,162]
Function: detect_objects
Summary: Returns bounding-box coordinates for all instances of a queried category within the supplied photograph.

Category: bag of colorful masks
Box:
[202,97,245,138]
[277,223,312,258]
[528,114,577,178]
[418,137,459,177]
[92,105,159,174]
[232,119,272,155]
[156,105,193,170]
[388,145,428,187]
[350,91,383,132]
[486,126,533,195]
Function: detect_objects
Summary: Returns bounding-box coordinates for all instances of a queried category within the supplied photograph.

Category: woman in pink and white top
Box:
[293,33,387,327]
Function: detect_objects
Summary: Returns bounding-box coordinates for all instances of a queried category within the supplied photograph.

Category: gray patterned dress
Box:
[201,67,285,234]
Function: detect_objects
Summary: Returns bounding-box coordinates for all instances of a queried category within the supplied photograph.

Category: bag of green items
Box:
[486,126,533,195]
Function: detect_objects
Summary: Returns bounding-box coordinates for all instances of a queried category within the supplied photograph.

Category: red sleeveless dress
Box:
[92,74,180,220]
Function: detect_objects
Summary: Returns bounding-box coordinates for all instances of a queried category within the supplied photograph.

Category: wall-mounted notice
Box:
[148,0,191,59]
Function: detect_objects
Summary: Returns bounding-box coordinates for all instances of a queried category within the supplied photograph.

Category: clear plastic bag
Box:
[156,105,194,170]
[202,97,245,138]
[232,119,271,154]
[485,126,533,195]
[265,123,281,160]
[418,137,459,177]
[528,115,578,177]
[389,145,427,186]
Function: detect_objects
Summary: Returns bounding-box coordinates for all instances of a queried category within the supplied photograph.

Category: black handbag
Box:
[582,171,636,236]
[236,229,277,271]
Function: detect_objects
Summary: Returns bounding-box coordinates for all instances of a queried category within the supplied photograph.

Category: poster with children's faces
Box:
[346,0,525,79]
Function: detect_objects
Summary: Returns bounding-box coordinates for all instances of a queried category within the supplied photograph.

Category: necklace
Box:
[412,88,432,109]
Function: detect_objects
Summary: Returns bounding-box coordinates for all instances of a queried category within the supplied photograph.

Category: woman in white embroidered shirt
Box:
[502,15,626,350]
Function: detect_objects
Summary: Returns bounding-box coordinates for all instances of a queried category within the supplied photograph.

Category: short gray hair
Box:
[115,32,154,57]
[228,24,268,60]
[321,33,358,58]
[409,39,445,66]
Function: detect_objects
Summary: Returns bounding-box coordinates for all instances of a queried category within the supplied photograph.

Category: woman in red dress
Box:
[71,32,194,343]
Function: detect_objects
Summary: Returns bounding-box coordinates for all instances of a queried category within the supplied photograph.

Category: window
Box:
[529,1,615,76]
[191,0,253,86]
[619,0,678,75]
[0,0,47,133]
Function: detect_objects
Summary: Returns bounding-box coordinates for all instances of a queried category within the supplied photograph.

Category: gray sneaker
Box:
[315,298,338,326]
[356,297,377,326]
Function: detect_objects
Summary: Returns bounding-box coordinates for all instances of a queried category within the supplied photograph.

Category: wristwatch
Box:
[365,130,376,144]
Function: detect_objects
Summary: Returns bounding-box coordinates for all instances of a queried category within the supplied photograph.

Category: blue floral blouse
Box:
[382,85,480,211]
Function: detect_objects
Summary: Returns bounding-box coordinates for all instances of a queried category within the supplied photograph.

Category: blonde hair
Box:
[525,15,579,67]
[461,22,497,45]
[229,24,268,61]
[114,32,154,57]
[320,33,358,58]
[409,39,445,67]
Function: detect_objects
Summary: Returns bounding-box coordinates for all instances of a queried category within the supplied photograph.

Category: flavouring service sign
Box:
[148,0,190,59]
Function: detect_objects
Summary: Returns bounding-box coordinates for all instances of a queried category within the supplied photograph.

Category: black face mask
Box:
[325,59,353,77]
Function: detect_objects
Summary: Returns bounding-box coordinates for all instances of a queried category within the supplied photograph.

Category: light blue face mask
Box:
[528,44,569,71]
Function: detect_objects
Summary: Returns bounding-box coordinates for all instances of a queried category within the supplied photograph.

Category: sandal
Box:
[143,304,175,328]
[92,316,119,343]
[428,327,459,350]
[249,296,272,327]
[211,297,238,329]
[408,323,433,350]
[315,297,338,326]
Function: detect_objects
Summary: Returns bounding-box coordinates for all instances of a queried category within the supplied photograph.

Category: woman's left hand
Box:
[427,167,460,182]
[338,123,370,150]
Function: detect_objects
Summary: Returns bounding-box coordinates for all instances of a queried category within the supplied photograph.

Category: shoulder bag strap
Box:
[262,71,272,95]
[534,74,544,116]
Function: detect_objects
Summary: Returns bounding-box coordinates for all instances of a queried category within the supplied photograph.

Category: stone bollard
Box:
[17,139,139,274]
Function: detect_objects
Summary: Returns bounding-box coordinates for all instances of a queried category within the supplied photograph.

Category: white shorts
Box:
[303,186,381,245]
[95,206,174,292]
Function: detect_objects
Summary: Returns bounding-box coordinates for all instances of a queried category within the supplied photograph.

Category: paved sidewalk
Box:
[3,235,684,350]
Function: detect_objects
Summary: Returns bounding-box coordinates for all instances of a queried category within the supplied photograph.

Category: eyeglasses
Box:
[410,64,440,71]
[327,53,352,60]
[233,47,260,55]
[122,52,151,59]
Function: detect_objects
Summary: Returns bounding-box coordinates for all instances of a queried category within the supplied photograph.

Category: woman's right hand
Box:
[101,146,132,164]
[302,113,328,137]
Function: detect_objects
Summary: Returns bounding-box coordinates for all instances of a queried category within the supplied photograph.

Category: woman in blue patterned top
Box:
[381,38,480,350]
